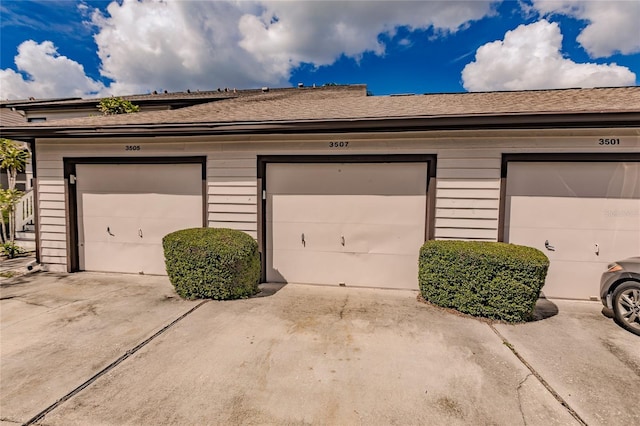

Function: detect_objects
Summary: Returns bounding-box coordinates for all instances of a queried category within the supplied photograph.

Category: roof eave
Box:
[3,96,235,113]
[2,111,639,140]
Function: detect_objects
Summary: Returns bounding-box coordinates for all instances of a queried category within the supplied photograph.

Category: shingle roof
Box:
[4,84,366,109]
[1,97,81,107]
[0,108,27,126]
[3,91,233,109]
[19,86,638,130]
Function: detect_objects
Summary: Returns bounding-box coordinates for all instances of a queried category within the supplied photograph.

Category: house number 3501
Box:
[125,145,141,151]
[598,138,620,145]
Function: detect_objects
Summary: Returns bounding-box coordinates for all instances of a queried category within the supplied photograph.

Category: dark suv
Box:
[600,257,640,336]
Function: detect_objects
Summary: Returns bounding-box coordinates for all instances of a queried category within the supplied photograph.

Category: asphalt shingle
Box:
[10,85,640,129]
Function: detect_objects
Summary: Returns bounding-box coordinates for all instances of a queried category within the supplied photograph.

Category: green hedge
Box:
[418,241,549,322]
[163,228,260,300]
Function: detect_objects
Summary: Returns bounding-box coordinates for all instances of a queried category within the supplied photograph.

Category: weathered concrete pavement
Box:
[1,272,638,425]
[0,273,200,425]
[494,300,640,426]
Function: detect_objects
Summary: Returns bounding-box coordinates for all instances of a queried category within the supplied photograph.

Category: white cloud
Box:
[461,20,636,91]
[238,1,497,65]
[2,1,498,99]
[92,0,497,95]
[91,0,272,95]
[13,1,635,99]
[531,0,640,57]
[0,40,104,100]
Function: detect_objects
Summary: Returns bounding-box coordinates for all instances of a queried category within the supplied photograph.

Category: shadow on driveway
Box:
[530,297,559,321]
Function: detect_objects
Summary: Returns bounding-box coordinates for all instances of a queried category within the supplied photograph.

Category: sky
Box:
[0,0,639,100]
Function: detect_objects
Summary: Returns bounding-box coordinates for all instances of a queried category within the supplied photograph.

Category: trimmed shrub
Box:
[418,241,549,323]
[163,228,260,300]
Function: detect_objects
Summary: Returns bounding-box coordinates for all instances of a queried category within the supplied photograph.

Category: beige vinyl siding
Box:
[34,141,204,271]
[33,130,638,273]
[35,147,67,272]
[35,141,262,271]
[207,154,258,239]
[434,151,501,241]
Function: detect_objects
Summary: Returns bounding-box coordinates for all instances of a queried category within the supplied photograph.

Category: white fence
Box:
[16,189,34,232]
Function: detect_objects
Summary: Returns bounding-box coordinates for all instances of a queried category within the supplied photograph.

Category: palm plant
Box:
[0,138,31,251]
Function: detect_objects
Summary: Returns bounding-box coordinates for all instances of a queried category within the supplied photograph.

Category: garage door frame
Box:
[64,156,207,272]
[498,153,640,243]
[257,154,437,283]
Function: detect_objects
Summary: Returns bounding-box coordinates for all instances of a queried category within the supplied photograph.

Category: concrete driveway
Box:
[1,273,638,425]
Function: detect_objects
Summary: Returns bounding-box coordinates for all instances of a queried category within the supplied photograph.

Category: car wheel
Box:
[612,281,640,336]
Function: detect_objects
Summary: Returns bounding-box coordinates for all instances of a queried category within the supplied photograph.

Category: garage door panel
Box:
[135,194,202,220]
[505,162,639,199]
[542,261,611,300]
[84,244,168,275]
[266,162,428,289]
[81,206,202,244]
[507,197,639,230]
[80,193,141,218]
[81,216,140,244]
[269,249,419,288]
[269,250,343,284]
[77,162,203,275]
[506,161,640,299]
[271,194,426,225]
[138,216,203,242]
[341,253,418,287]
[267,163,428,196]
[83,243,150,274]
[270,221,423,255]
[139,245,171,276]
[80,193,202,220]
[341,223,424,255]
[269,221,344,252]
[77,164,202,195]
[507,227,639,262]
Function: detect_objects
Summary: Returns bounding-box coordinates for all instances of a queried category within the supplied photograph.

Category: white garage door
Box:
[76,163,203,275]
[266,162,428,289]
[505,161,640,299]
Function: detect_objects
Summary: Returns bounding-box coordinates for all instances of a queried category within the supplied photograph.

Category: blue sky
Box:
[1,1,639,100]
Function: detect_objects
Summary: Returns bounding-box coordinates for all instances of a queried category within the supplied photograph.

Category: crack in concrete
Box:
[22,300,210,425]
[516,373,533,426]
[489,324,588,426]
[338,295,349,320]
[0,297,50,308]
[0,417,22,424]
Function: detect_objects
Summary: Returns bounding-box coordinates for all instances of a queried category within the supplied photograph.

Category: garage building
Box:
[2,85,639,300]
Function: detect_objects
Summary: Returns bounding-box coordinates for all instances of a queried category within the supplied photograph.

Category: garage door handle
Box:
[301,233,305,247]
[107,227,115,237]
[544,240,555,251]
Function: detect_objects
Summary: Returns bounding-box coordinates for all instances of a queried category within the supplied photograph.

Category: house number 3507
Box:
[329,141,349,148]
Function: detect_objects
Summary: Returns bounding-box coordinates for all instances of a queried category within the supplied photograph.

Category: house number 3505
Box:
[125,145,141,151]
